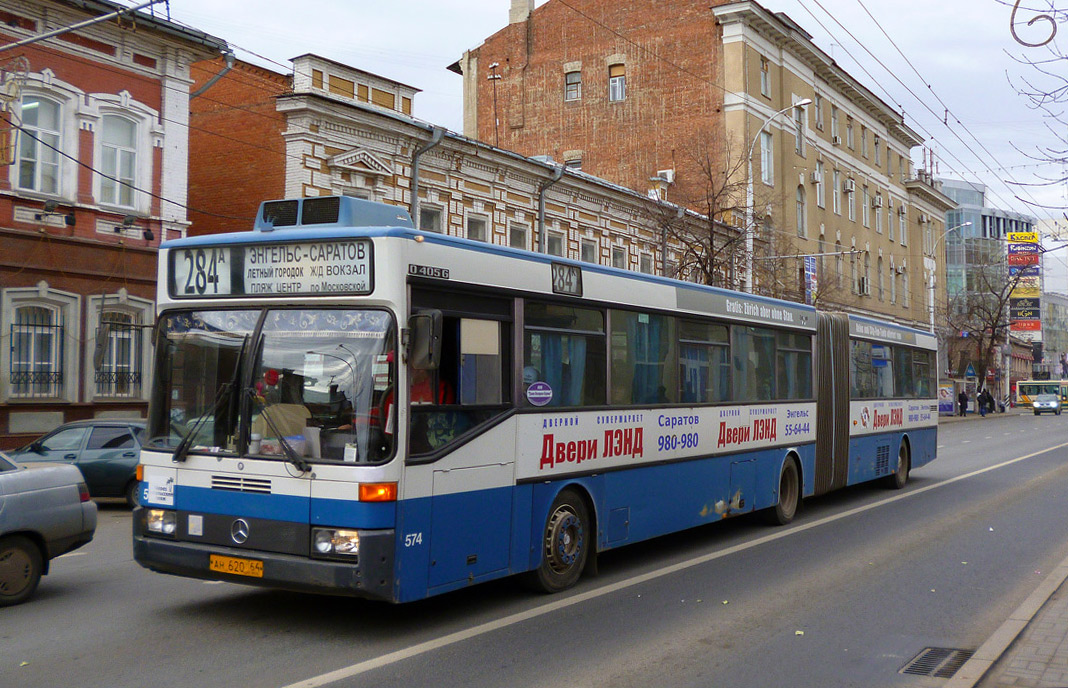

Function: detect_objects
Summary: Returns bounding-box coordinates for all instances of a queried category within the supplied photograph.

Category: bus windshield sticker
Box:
[170,240,373,298]
[551,263,582,297]
[526,381,553,406]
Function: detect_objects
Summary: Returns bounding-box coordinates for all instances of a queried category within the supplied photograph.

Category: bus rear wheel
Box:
[527,489,590,593]
[766,458,800,526]
[885,443,910,490]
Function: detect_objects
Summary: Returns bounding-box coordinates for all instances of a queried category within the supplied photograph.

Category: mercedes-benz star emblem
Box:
[230,518,250,544]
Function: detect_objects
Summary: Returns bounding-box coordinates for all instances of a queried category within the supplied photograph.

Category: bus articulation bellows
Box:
[132,195,938,603]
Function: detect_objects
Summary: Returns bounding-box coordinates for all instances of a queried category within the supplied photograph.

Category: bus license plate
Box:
[209,554,263,578]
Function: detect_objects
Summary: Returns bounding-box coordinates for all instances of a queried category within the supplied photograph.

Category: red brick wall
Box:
[187,58,289,235]
[471,0,727,200]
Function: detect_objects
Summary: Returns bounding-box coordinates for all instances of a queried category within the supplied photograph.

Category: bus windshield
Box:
[147,308,396,464]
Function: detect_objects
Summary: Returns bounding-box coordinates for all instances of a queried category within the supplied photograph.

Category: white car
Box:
[1033,394,1062,416]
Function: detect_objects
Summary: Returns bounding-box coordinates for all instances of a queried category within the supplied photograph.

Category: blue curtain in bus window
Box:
[541,334,587,406]
[871,344,894,397]
[680,344,708,403]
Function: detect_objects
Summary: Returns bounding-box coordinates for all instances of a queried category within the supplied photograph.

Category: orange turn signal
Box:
[136,464,144,482]
[358,482,397,502]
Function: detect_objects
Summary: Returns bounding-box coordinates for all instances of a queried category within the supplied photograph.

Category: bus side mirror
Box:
[408,310,442,370]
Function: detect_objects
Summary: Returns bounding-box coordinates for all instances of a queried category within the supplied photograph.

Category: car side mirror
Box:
[29,441,44,454]
[407,310,442,371]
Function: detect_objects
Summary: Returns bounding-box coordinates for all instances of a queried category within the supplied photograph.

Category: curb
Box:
[944,551,1068,687]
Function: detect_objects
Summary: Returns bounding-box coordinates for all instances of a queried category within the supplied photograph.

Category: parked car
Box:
[0,450,97,606]
[10,420,145,507]
[1033,394,1062,416]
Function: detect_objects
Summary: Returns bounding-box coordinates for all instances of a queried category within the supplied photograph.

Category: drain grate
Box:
[900,647,975,678]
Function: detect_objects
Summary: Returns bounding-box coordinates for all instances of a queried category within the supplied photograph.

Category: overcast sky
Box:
[155,1,1067,244]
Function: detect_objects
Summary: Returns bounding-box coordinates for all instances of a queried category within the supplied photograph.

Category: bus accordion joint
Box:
[359,482,397,502]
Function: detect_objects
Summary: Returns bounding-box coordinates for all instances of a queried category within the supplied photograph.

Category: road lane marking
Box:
[280,440,1068,688]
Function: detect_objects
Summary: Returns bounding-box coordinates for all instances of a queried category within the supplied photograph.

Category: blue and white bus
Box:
[133,195,938,603]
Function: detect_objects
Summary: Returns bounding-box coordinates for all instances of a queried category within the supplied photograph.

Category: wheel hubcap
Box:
[0,547,32,596]
[546,508,583,573]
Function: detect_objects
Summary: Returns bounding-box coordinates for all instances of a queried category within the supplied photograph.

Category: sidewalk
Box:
[939,409,1068,687]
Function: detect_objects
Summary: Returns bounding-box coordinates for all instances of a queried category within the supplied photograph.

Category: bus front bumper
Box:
[133,519,395,602]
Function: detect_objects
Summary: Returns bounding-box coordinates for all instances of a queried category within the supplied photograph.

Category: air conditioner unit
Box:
[832,135,842,145]
[843,179,856,194]
[810,171,821,184]
[656,168,676,184]
[871,196,883,208]
[919,213,929,223]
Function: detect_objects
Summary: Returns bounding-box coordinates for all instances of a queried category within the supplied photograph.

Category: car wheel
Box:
[124,479,140,509]
[0,535,44,607]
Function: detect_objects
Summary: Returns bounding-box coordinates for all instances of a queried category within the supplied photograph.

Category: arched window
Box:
[11,305,62,398]
[878,256,885,300]
[835,240,843,288]
[18,96,61,194]
[850,249,858,294]
[902,269,910,308]
[796,185,806,237]
[864,251,871,295]
[100,115,137,207]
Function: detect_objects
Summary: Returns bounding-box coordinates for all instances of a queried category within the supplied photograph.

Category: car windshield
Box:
[147,308,395,464]
[1036,394,1058,402]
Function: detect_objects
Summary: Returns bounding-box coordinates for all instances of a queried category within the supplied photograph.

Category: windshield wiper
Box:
[246,388,311,473]
[173,335,248,463]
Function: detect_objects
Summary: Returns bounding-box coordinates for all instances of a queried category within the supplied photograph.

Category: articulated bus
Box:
[133,196,938,603]
[1016,380,1068,409]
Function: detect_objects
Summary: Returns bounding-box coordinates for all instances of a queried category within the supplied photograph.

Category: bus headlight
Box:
[312,528,360,557]
[146,509,177,536]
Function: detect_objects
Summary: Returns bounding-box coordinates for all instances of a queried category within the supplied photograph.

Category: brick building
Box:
[455,0,956,330]
[0,0,225,449]
[187,52,730,278]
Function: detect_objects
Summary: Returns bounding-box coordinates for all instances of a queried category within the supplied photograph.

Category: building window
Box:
[509,222,529,249]
[831,106,839,140]
[861,126,869,158]
[851,250,858,293]
[612,246,627,269]
[608,64,626,102]
[548,232,565,257]
[581,239,598,263]
[18,95,61,195]
[760,131,773,185]
[890,265,897,304]
[814,94,824,130]
[864,252,871,295]
[862,187,870,227]
[760,56,770,97]
[96,311,143,398]
[887,200,894,241]
[419,206,442,233]
[900,210,908,245]
[815,160,825,208]
[877,256,885,300]
[99,115,137,207]
[835,240,843,288]
[564,71,581,101]
[833,169,841,215]
[903,270,909,307]
[846,119,855,149]
[873,135,881,166]
[467,215,488,242]
[11,305,63,399]
[848,180,856,222]
[564,158,582,170]
[639,253,653,274]
[796,185,806,238]
[875,193,883,233]
[794,105,805,156]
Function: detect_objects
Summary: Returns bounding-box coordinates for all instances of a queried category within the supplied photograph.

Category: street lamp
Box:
[744,98,812,293]
[927,221,971,332]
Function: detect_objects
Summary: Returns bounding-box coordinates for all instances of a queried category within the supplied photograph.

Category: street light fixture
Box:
[927,221,971,332]
[745,98,812,292]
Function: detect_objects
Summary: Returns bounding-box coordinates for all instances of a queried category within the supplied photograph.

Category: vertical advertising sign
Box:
[804,255,817,305]
[1008,231,1042,343]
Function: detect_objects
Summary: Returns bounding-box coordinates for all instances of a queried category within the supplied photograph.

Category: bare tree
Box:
[943,240,1027,384]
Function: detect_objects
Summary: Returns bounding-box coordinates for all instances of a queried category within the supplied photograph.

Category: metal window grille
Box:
[95,314,143,398]
[10,306,64,398]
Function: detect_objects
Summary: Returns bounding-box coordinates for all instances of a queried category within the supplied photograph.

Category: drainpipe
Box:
[537,164,565,253]
[191,50,235,99]
[410,127,445,229]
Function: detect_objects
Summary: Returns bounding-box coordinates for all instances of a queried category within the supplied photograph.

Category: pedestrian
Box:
[958,390,968,417]
[978,389,988,417]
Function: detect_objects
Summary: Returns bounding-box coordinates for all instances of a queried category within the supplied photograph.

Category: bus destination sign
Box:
[170,240,373,298]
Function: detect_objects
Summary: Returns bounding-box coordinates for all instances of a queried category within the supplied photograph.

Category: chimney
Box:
[510,0,534,24]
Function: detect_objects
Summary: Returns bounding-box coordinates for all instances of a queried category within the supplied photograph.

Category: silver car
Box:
[0,450,97,606]
[1033,394,1062,416]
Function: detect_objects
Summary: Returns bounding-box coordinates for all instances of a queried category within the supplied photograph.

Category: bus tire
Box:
[0,535,43,607]
[885,443,910,490]
[766,457,800,526]
[527,489,590,593]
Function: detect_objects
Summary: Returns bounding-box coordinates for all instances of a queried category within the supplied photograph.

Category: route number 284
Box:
[177,247,230,296]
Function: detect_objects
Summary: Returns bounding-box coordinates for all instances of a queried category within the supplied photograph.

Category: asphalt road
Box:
[5,412,1068,688]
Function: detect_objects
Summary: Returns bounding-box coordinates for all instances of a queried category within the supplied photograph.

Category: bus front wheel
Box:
[527,489,590,593]
[766,458,800,526]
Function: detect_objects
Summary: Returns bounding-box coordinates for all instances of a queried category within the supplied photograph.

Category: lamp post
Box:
[744,98,812,293]
[926,221,971,332]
